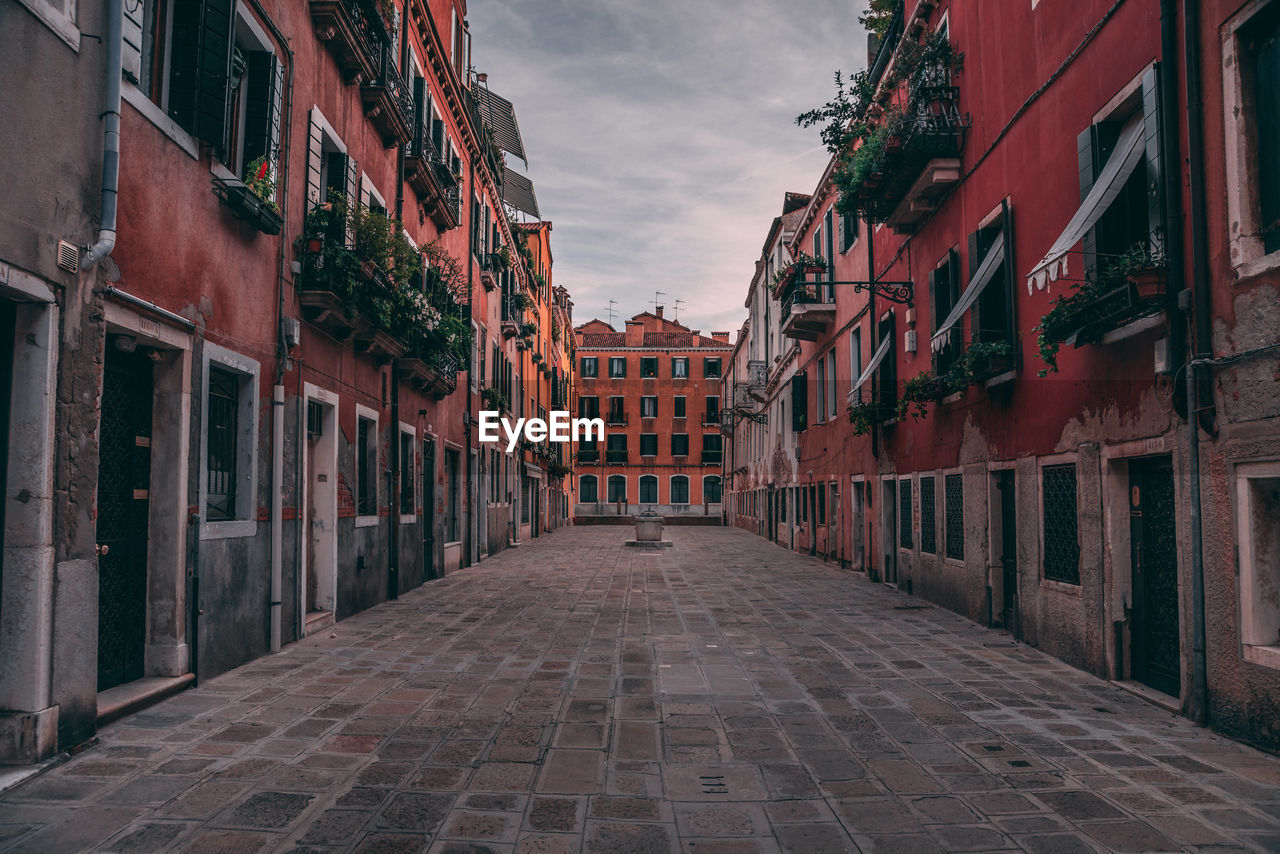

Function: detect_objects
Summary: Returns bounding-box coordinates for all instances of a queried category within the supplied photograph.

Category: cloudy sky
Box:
[467,0,871,338]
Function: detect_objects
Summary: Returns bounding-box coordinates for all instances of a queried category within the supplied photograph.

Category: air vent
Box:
[57,240,79,272]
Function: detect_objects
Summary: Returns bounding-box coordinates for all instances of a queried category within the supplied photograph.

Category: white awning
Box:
[931,231,1005,353]
[1025,114,1145,293]
[853,334,893,393]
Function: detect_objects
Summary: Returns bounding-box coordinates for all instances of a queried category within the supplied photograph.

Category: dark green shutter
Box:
[1077,126,1098,270]
[1141,66,1165,246]
[305,111,323,209]
[413,76,428,155]
[1000,200,1016,347]
[791,373,807,432]
[193,0,237,152]
[166,0,202,132]
[242,51,275,172]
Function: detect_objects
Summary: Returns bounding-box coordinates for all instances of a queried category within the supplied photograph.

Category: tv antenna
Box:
[673,299,686,323]
[653,290,665,314]
[607,299,618,328]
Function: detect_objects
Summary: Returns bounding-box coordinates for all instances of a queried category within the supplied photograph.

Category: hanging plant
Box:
[243,155,278,210]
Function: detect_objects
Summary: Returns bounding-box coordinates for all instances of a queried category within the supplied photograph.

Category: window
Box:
[970,202,1016,348]
[641,356,658,378]
[579,396,600,419]
[671,475,690,505]
[521,475,531,524]
[609,356,626,378]
[672,357,689,379]
[672,433,689,456]
[641,396,657,418]
[580,474,598,503]
[850,328,863,401]
[780,487,788,522]
[817,358,827,422]
[703,475,722,504]
[581,356,598,377]
[607,474,627,503]
[1225,3,1280,268]
[876,315,897,411]
[674,396,687,419]
[1042,464,1080,583]
[224,18,283,190]
[944,473,964,561]
[791,372,807,432]
[899,479,913,549]
[206,367,241,521]
[703,357,722,378]
[818,483,827,525]
[640,434,658,457]
[639,475,658,504]
[443,447,460,542]
[827,350,839,419]
[930,250,962,375]
[399,427,415,516]
[920,476,937,554]
[357,413,377,518]
[702,434,722,464]
[840,211,859,252]
[607,396,625,424]
[1236,463,1280,669]
[704,396,720,424]
[606,433,628,464]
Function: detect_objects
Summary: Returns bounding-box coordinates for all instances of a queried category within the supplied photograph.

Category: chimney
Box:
[711,331,730,343]
[655,305,664,319]
[625,319,644,347]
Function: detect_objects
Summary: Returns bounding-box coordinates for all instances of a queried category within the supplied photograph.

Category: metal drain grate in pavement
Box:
[699,775,728,795]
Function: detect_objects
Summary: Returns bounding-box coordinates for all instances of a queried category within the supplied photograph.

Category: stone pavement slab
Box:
[1,526,1279,852]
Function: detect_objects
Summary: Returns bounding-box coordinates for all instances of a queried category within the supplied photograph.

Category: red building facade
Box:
[726,0,1280,751]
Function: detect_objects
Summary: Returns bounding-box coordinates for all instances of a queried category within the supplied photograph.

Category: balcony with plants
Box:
[406,118,460,226]
[1035,244,1168,375]
[297,197,470,378]
[480,245,511,290]
[798,28,968,234]
[310,0,389,84]
[361,39,415,147]
[774,252,836,341]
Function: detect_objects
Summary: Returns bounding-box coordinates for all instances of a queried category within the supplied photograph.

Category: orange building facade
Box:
[573,310,729,517]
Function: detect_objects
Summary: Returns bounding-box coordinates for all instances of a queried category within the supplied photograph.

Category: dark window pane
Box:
[899,479,913,550]
[945,474,964,560]
[206,367,239,521]
[1043,464,1081,583]
[920,476,936,554]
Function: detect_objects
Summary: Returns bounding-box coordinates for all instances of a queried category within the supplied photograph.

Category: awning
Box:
[853,334,893,392]
[474,87,527,164]
[1025,113,1145,293]
[502,166,540,219]
[931,231,1005,352]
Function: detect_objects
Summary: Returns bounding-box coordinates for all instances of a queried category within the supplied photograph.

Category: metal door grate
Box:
[945,474,964,560]
[920,476,936,554]
[1043,464,1080,583]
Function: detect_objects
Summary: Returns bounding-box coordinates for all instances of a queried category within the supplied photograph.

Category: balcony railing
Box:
[701,450,722,465]
[701,412,720,426]
[746,359,768,391]
[361,42,414,146]
[310,0,387,85]
[606,449,628,464]
[781,282,837,341]
[577,448,599,464]
[606,412,628,426]
[867,3,904,88]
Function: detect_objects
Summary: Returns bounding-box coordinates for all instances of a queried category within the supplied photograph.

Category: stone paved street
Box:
[3,527,1280,853]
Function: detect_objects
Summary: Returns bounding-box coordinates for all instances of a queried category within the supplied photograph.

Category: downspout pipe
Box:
[82,0,124,269]
[1182,0,1211,726]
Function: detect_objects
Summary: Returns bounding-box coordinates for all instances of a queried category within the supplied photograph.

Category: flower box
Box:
[213,177,283,235]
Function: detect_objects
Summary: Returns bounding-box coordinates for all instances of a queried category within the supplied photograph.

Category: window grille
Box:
[945,473,964,560]
[1043,463,1080,583]
[206,368,240,521]
[358,417,375,516]
[920,476,936,554]
[899,479,913,549]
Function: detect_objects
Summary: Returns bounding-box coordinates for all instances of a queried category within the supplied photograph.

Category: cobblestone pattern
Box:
[2,527,1279,853]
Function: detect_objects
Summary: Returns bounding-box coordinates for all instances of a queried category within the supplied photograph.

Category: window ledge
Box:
[355,515,380,528]
[201,520,257,540]
[1100,312,1166,345]
[16,0,80,50]
[942,391,963,405]
[399,514,416,524]
[1233,250,1280,282]
[1243,644,1280,671]
[984,369,1017,389]
[943,556,965,568]
[1040,577,1083,596]
[123,84,199,159]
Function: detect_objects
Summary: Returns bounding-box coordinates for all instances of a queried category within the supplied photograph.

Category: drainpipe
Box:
[1182,0,1211,726]
[270,385,284,652]
[388,369,400,600]
[1159,0,1187,416]
[82,0,124,269]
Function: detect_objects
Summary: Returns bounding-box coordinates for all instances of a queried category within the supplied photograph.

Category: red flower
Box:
[255,159,270,182]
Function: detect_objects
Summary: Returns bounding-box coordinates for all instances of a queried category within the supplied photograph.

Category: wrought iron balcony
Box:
[576,448,599,464]
[701,411,721,427]
[780,282,837,341]
[606,412,628,426]
[606,449,628,464]
[310,0,387,85]
[361,42,414,147]
[701,450,723,466]
[746,359,768,397]
[429,185,462,231]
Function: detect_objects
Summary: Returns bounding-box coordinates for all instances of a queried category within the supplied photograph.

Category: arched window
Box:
[703,475,723,504]
[670,475,689,505]
[607,474,627,503]
[639,474,658,504]
[579,474,598,503]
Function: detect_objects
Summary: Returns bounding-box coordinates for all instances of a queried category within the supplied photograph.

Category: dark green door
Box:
[97,348,154,690]
[1130,458,1180,697]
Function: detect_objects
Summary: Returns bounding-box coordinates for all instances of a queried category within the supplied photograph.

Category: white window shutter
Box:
[122,0,144,83]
